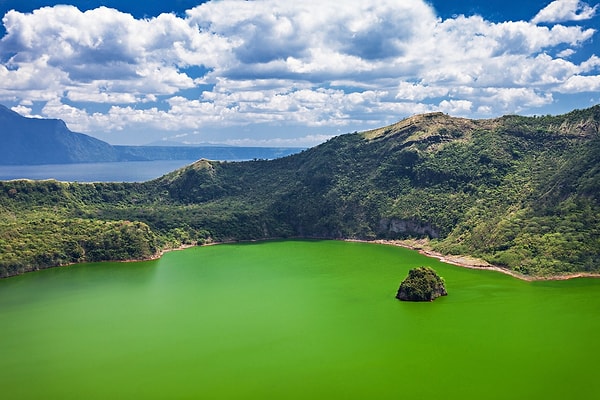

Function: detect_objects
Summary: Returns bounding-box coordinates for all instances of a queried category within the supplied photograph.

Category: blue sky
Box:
[0,1,598,146]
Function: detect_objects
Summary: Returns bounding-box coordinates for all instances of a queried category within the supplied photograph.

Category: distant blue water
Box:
[0,160,197,182]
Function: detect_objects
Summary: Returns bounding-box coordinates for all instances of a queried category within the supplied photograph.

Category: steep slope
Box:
[151,106,600,275]
[0,105,120,164]
[1,105,599,277]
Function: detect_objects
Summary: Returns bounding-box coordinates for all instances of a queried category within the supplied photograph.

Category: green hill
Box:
[1,105,599,278]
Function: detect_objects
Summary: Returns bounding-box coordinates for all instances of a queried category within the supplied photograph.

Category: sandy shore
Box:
[344,238,600,282]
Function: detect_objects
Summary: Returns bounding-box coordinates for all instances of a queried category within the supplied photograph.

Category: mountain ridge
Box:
[1,104,599,278]
[0,104,121,164]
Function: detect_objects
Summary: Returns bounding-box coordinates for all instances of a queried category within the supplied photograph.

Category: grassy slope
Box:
[1,106,599,277]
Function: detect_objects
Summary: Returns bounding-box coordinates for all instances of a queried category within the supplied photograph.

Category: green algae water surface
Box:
[1,240,599,399]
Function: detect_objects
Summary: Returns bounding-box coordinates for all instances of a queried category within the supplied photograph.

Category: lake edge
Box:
[4,238,599,282]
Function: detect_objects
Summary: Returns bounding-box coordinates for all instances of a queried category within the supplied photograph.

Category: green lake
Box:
[1,240,599,399]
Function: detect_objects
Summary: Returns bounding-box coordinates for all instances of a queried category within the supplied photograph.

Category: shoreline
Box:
[3,238,599,281]
[176,238,600,282]
[343,238,600,282]
[149,243,198,259]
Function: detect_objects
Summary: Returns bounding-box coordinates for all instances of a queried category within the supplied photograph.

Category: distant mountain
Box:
[143,140,234,146]
[115,145,303,161]
[0,105,303,164]
[0,104,120,165]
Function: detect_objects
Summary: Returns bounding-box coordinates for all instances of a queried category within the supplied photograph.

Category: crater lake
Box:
[1,240,598,399]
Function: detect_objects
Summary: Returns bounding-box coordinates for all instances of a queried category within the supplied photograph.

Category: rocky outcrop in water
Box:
[396,267,447,302]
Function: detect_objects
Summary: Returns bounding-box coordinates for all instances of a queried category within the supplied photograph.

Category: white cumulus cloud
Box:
[558,74,600,92]
[532,0,598,24]
[0,0,598,145]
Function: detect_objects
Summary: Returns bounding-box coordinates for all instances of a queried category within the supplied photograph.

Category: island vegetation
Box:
[396,267,447,301]
[1,105,599,278]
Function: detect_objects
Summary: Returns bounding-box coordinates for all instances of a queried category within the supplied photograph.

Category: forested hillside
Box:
[1,105,599,278]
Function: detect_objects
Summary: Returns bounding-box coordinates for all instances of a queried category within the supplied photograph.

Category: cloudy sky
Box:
[0,0,598,146]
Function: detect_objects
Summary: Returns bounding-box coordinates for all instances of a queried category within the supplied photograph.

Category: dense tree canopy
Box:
[396,267,447,302]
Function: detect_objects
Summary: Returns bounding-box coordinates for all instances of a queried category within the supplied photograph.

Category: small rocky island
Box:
[396,267,448,302]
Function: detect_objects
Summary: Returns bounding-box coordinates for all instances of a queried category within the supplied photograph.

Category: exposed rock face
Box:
[396,267,447,302]
[379,218,440,239]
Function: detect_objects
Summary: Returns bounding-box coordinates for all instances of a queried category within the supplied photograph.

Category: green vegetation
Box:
[396,266,447,301]
[1,105,599,278]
